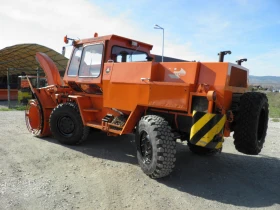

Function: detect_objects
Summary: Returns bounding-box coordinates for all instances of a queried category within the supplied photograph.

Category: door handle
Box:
[140,78,150,81]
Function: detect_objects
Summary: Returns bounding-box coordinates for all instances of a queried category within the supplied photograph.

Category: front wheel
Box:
[136,115,176,178]
[49,103,90,145]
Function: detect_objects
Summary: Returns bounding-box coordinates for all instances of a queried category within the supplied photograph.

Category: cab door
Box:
[64,43,105,94]
[76,43,104,86]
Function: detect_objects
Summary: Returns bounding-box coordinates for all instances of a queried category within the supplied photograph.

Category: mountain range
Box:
[249,76,280,86]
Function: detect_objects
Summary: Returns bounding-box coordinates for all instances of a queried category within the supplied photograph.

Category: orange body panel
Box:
[36,52,63,86]
[103,62,199,112]
[28,101,41,129]
[33,88,58,136]
[197,62,248,112]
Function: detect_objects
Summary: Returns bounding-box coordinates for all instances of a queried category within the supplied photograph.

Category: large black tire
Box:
[136,115,176,178]
[49,103,90,145]
[188,143,221,155]
[233,92,269,155]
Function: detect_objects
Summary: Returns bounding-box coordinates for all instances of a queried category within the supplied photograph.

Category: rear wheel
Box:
[233,92,269,155]
[49,103,90,145]
[136,115,176,178]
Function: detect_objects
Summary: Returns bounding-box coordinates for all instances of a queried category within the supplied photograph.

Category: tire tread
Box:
[233,92,269,155]
[49,102,90,145]
[136,115,176,178]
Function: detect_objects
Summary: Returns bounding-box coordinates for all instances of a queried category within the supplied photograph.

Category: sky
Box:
[0,0,279,76]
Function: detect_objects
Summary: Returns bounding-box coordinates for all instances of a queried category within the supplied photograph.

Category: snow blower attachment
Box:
[25,34,269,178]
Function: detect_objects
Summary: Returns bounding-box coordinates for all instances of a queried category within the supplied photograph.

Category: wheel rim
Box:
[25,99,42,136]
[257,107,266,142]
[57,116,75,136]
[140,131,153,165]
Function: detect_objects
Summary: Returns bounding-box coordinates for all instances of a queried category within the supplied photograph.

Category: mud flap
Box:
[190,111,226,149]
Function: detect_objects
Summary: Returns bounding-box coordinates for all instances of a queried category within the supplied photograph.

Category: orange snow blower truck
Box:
[25,33,269,178]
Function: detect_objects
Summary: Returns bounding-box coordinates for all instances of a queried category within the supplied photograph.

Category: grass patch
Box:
[0,105,26,111]
[0,108,10,111]
[266,92,280,118]
[13,105,27,111]
[272,118,280,122]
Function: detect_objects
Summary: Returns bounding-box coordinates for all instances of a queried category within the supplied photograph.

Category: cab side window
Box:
[67,47,82,76]
[112,46,148,63]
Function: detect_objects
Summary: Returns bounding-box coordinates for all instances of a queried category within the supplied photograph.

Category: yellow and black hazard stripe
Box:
[190,111,226,149]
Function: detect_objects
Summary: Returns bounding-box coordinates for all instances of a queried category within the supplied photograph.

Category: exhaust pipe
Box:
[218,51,231,62]
[236,58,247,66]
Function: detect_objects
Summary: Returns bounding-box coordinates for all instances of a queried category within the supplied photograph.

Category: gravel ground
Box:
[0,111,279,210]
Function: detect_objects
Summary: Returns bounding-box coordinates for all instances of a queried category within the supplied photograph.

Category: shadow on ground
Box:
[42,131,138,165]
[41,131,280,208]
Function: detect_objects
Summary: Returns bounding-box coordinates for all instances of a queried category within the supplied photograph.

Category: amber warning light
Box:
[64,35,68,44]
[64,35,75,44]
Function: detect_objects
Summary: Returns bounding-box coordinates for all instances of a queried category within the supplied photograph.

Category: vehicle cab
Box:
[63,34,154,93]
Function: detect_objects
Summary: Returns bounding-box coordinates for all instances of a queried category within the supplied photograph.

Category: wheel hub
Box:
[140,131,153,164]
[25,99,42,136]
[58,116,75,135]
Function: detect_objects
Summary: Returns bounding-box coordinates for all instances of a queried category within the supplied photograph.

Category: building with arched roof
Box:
[0,44,68,100]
